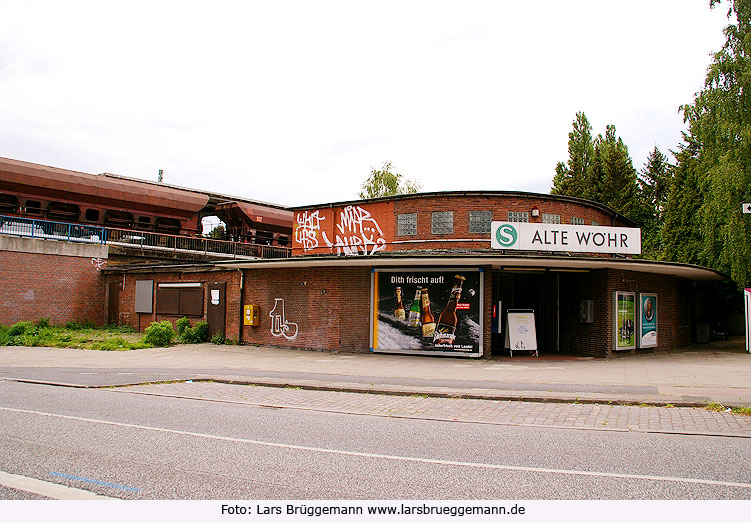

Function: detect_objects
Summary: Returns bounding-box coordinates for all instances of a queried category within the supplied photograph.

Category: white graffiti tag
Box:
[295,210,325,252]
[91,258,106,270]
[321,205,386,256]
[269,298,299,340]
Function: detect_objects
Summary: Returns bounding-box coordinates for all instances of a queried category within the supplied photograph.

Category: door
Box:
[491,272,559,355]
[107,281,120,325]
[206,282,226,339]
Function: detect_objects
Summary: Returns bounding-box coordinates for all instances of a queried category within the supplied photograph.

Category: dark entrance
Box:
[491,271,559,355]
[206,282,226,339]
[107,281,120,325]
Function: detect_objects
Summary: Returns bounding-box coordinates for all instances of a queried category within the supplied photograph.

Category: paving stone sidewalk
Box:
[118,381,751,437]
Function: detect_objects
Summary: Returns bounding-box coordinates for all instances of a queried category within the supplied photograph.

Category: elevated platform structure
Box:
[0,156,292,247]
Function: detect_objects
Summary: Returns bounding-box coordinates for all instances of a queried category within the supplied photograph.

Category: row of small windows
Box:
[397,212,592,235]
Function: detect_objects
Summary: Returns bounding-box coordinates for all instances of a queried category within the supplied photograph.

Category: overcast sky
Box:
[0,1,730,208]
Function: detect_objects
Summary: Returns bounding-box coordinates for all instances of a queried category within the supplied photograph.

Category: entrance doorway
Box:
[206,282,226,339]
[107,281,120,325]
[491,272,559,355]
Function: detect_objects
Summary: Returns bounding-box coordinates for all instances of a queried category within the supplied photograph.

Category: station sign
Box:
[491,222,641,255]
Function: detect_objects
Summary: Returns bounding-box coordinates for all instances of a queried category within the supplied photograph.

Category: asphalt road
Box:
[1,380,750,500]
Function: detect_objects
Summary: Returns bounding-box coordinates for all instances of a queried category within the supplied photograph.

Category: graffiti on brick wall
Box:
[295,210,325,252]
[321,205,386,256]
[91,258,106,270]
[269,298,298,340]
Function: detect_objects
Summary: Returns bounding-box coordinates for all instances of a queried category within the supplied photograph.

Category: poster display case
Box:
[370,268,483,357]
[613,291,636,351]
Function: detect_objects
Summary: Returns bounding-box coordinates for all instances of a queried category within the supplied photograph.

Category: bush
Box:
[194,321,209,342]
[143,321,175,347]
[36,317,50,328]
[181,321,209,343]
[176,317,191,336]
[211,330,225,344]
[8,321,34,336]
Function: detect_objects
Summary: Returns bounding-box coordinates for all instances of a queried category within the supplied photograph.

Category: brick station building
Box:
[103,191,726,358]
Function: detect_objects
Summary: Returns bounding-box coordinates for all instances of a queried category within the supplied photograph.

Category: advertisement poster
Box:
[371,268,483,357]
[613,291,636,351]
[638,293,658,349]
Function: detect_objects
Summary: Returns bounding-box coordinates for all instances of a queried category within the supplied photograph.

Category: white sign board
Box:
[745,289,751,354]
[743,203,751,214]
[491,222,641,255]
[504,309,538,357]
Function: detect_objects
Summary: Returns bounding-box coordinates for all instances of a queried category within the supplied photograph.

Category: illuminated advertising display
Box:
[613,291,636,351]
[638,293,658,349]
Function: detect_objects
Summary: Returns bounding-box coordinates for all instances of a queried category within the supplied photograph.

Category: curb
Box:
[0,375,715,408]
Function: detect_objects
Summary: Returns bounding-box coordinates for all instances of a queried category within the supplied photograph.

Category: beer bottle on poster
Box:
[394,287,406,320]
[433,275,465,345]
[420,288,436,338]
[408,288,422,327]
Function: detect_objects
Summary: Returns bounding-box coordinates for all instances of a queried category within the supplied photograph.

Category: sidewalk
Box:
[1,337,750,408]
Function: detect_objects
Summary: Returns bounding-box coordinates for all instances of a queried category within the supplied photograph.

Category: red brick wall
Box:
[105,270,241,341]
[0,250,105,326]
[559,269,693,357]
[240,266,372,352]
[293,195,629,255]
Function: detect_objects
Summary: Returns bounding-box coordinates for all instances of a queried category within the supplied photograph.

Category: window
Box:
[507,212,529,222]
[397,213,417,236]
[592,220,600,226]
[84,209,100,222]
[542,213,561,224]
[137,216,151,229]
[431,211,453,234]
[469,211,492,234]
[571,217,585,225]
[24,200,41,214]
[156,282,204,316]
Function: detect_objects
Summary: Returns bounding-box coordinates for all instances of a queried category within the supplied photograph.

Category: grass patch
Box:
[0,320,149,350]
[705,402,751,416]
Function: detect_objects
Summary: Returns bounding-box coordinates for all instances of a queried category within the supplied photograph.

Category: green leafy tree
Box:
[679,0,751,286]
[358,162,422,199]
[208,224,226,239]
[551,112,594,198]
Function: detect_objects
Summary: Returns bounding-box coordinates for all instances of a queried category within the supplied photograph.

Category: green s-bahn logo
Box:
[495,223,518,247]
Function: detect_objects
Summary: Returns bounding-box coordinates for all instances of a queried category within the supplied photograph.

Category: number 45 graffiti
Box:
[269,298,299,340]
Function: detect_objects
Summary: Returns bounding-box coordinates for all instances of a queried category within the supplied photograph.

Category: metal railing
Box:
[0,215,291,259]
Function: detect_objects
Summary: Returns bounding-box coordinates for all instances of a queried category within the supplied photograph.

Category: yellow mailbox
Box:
[244,304,260,326]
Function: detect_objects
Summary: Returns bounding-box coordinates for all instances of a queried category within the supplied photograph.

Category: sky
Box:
[0,1,731,208]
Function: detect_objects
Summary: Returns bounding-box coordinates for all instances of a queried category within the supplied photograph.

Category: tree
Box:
[358,162,422,199]
[638,147,672,257]
[639,147,671,219]
[589,125,642,220]
[661,139,703,264]
[208,224,226,240]
[551,112,594,198]
[679,0,751,287]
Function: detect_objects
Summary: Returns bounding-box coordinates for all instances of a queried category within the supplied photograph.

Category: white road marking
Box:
[0,470,116,500]
[2,405,750,490]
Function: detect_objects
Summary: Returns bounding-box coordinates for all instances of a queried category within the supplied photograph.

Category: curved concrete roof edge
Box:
[203,253,726,281]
